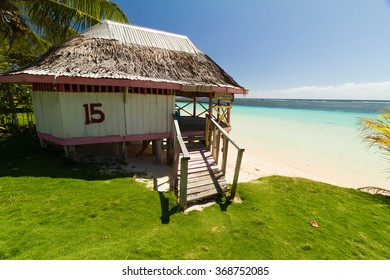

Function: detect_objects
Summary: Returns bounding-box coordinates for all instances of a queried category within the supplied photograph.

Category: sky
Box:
[114,0,390,100]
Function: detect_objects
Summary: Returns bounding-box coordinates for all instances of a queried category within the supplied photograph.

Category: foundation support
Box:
[153,139,163,164]
[121,142,127,162]
[39,138,47,148]
[64,145,76,159]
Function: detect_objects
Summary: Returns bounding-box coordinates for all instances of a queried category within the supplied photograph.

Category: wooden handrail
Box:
[208,115,244,150]
[173,114,190,159]
[205,114,245,199]
[172,114,190,209]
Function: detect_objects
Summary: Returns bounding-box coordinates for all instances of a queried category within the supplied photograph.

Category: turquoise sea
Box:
[177,98,390,189]
[233,98,390,114]
[232,99,389,128]
[226,99,390,190]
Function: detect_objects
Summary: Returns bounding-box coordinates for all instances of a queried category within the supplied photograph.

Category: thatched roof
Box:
[0,20,247,94]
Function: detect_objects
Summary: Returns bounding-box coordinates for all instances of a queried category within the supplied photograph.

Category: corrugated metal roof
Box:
[81,20,202,55]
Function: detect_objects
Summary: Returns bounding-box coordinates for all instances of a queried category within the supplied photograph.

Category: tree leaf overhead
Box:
[360,108,390,160]
[0,0,129,65]
[28,0,129,45]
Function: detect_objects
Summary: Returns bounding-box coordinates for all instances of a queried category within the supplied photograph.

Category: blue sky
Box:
[114,0,390,100]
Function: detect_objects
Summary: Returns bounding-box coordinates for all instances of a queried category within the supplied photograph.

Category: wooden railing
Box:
[213,105,231,127]
[172,114,191,209]
[205,114,245,199]
[175,101,231,126]
[175,101,193,116]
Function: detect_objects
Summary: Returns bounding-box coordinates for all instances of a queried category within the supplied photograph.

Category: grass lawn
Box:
[0,134,390,260]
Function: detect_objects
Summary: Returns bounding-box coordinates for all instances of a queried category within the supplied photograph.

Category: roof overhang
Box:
[0,74,248,94]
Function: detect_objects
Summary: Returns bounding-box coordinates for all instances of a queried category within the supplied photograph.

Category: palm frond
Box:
[1,0,129,64]
[0,0,29,48]
[360,107,390,158]
[28,0,129,44]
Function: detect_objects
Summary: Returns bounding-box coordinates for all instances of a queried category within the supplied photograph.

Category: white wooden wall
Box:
[126,93,174,135]
[31,91,175,139]
[31,91,64,137]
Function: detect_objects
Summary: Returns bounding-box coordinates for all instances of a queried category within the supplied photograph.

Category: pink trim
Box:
[0,74,248,94]
[125,133,172,141]
[38,132,124,145]
[38,132,172,146]
[0,74,182,90]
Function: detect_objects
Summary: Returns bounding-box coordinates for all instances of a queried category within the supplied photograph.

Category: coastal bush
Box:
[0,83,35,134]
[360,108,390,163]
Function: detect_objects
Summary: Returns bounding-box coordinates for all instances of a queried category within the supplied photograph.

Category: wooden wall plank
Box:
[32,91,64,138]
[33,90,175,141]
[125,94,174,136]
[58,92,125,138]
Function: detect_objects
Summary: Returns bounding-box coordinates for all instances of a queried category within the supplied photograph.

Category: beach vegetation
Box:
[0,1,129,134]
[360,108,390,162]
[1,134,390,260]
[0,83,34,134]
[0,0,129,57]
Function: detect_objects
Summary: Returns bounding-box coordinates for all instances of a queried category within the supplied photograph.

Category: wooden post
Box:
[121,142,127,163]
[209,93,213,119]
[39,138,47,148]
[221,135,229,176]
[231,149,244,199]
[172,139,180,189]
[227,102,231,125]
[154,139,163,164]
[152,140,157,156]
[205,117,210,148]
[64,146,69,158]
[167,138,174,165]
[193,94,197,117]
[215,130,221,164]
[217,99,221,122]
[179,157,189,209]
[172,113,191,208]
[64,145,76,159]
[123,87,128,138]
[211,125,217,159]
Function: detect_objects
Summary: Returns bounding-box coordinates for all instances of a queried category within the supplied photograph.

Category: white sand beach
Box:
[224,110,390,191]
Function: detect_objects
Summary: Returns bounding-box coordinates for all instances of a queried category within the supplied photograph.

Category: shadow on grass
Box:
[158,191,180,224]
[0,134,141,180]
[215,194,233,212]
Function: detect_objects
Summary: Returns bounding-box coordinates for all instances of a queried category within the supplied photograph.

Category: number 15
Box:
[83,103,105,125]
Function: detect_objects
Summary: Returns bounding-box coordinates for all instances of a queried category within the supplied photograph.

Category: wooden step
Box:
[177,148,229,203]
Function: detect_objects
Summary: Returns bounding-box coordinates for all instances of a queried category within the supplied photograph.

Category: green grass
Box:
[1,134,390,260]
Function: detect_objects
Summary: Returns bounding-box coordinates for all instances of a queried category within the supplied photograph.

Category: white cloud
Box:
[247,81,390,100]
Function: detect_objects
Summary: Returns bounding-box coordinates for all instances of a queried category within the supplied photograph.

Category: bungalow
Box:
[0,20,247,161]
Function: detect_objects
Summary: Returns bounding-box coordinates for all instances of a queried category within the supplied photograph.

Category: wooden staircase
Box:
[178,144,229,203]
[172,114,244,209]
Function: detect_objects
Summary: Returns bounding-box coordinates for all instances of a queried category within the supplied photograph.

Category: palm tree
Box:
[360,108,390,161]
[27,0,129,45]
[1,0,129,64]
[0,1,129,133]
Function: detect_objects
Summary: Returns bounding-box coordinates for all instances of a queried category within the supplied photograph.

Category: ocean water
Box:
[231,99,385,128]
[227,99,390,189]
[177,99,390,189]
[233,98,390,114]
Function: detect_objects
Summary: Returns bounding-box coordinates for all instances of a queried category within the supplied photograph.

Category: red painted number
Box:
[83,103,105,125]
